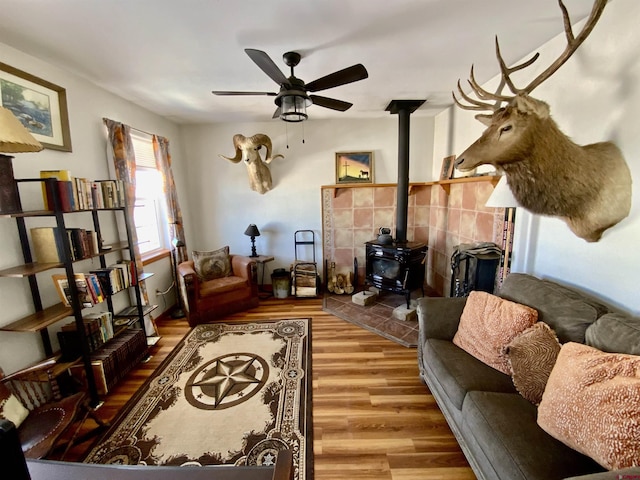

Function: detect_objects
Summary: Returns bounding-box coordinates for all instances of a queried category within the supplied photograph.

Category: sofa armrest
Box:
[417,297,467,341]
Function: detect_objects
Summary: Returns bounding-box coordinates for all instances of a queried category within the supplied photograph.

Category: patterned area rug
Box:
[84,319,312,480]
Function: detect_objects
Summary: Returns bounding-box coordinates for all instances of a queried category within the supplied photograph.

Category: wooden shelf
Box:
[321,177,499,197]
[438,175,500,194]
[0,302,72,333]
[0,206,126,219]
[115,304,158,318]
[0,241,129,278]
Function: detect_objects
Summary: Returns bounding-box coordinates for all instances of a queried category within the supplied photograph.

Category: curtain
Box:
[103,118,157,336]
[152,135,187,263]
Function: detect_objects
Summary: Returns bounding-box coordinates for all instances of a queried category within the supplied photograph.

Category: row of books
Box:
[40,169,126,211]
[31,226,101,264]
[69,328,147,395]
[91,261,137,296]
[52,272,104,308]
[51,260,136,308]
[57,311,115,360]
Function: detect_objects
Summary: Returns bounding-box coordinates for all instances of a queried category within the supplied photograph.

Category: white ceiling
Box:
[0,0,595,124]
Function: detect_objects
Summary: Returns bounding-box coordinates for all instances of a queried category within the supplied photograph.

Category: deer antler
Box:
[453,0,608,112]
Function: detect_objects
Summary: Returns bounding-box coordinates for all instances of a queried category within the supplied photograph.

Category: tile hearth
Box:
[322,288,437,347]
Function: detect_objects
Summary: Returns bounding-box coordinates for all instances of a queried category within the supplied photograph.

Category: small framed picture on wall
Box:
[335,151,374,184]
[440,155,456,180]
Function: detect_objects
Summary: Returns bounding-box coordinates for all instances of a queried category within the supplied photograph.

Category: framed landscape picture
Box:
[335,151,374,184]
[0,61,72,152]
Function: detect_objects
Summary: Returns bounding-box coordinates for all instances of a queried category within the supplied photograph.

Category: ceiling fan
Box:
[212,49,368,122]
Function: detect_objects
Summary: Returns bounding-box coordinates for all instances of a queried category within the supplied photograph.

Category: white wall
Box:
[437,0,639,314]
[0,43,189,372]
[181,115,434,277]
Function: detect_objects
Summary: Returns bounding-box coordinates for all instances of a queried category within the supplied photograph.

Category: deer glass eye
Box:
[500,125,513,134]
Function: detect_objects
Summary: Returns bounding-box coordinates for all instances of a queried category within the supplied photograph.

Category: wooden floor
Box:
[63,297,476,480]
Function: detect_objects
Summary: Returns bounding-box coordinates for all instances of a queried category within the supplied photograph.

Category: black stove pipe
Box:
[386,100,425,244]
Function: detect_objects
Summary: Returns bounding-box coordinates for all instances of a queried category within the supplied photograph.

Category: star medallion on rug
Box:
[84,318,312,480]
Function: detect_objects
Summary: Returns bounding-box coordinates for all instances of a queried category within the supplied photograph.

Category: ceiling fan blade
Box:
[212,91,277,96]
[305,64,368,92]
[245,49,290,87]
[310,95,353,112]
[272,107,282,119]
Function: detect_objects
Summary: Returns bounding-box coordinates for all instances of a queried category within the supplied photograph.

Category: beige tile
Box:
[460,210,476,239]
[333,188,353,208]
[449,184,463,209]
[374,187,396,207]
[353,208,373,228]
[374,208,395,230]
[334,209,354,228]
[414,206,430,226]
[353,187,374,207]
[334,228,354,248]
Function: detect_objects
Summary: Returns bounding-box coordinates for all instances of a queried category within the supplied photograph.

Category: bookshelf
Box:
[0,176,155,406]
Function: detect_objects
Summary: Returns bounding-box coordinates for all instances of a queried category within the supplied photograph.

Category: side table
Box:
[252,255,275,298]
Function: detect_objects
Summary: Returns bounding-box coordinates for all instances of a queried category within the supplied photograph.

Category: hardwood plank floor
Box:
[61,297,476,480]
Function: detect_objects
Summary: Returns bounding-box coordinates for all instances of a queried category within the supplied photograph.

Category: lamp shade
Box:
[486,175,520,208]
[244,224,261,237]
[0,106,43,153]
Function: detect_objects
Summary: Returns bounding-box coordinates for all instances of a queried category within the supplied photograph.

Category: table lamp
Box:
[0,106,43,214]
[244,224,260,257]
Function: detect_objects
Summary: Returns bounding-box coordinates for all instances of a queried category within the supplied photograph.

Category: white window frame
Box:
[131,134,170,257]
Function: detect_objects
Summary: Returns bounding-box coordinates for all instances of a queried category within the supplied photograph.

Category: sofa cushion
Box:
[586,312,640,355]
[199,275,248,296]
[538,342,640,470]
[462,391,603,480]
[192,246,232,281]
[505,322,561,405]
[423,338,517,411]
[498,273,603,344]
[453,291,538,374]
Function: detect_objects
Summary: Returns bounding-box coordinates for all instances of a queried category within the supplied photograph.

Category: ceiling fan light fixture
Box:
[280,94,311,122]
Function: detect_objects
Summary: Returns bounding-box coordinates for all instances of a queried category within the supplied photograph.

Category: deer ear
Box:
[514,95,550,118]
[474,114,494,127]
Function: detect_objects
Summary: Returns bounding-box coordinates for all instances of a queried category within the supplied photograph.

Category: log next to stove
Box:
[365,100,428,308]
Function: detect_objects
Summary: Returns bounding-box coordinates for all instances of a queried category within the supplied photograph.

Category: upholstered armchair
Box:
[177,248,259,327]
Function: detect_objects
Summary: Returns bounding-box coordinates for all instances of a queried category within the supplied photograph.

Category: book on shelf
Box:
[51,273,105,308]
[40,170,71,210]
[68,328,146,395]
[39,170,126,211]
[57,311,115,360]
[30,227,64,263]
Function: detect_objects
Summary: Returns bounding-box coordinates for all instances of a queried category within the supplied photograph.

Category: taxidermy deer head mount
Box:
[220,133,284,194]
[453,0,631,242]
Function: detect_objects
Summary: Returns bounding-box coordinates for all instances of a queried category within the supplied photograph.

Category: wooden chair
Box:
[0,357,106,459]
[178,254,259,327]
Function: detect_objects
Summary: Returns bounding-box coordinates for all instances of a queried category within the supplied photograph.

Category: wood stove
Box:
[366,240,427,307]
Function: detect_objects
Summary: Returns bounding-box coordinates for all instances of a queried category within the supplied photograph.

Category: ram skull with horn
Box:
[452,0,631,242]
[220,133,284,194]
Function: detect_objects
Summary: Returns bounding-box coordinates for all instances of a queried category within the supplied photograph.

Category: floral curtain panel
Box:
[153,135,187,264]
[103,118,156,336]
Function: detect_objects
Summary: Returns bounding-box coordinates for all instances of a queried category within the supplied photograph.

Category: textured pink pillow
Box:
[453,291,538,374]
[538,342,640,470]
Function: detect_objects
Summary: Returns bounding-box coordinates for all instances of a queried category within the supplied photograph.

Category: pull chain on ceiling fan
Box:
[213,49,369,122]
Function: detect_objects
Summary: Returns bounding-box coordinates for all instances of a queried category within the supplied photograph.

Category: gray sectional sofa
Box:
[416,273,640,480]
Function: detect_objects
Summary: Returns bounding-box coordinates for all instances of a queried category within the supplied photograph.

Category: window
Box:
[131,134,169,256]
